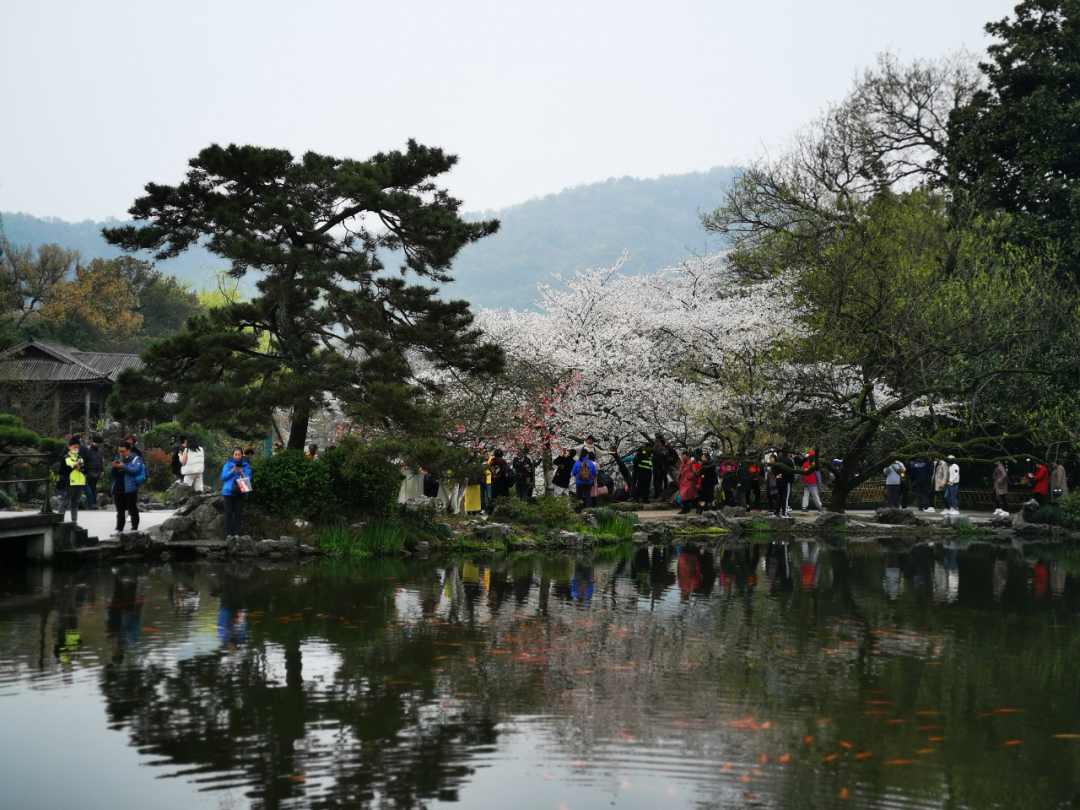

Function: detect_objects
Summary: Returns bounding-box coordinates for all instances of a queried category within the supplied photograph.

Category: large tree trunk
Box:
[287,402,311,451]
[828,482,851,513]
[541,441,553,496]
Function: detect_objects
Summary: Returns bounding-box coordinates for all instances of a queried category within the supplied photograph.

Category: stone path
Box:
[50,506,176,542]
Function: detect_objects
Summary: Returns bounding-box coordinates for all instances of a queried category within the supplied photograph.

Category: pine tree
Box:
[103,141,503,448]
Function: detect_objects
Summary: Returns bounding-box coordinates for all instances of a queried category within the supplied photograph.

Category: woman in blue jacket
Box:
[221,448,252,538]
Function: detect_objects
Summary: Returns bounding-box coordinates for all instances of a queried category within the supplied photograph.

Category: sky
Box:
[1,0,1017,223]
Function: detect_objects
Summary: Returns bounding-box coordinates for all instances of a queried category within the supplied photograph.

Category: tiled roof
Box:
[0,338,143,383]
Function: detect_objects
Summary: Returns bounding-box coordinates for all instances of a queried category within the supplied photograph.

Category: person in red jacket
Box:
[677,451,701,514]
[1029,459,1049,506]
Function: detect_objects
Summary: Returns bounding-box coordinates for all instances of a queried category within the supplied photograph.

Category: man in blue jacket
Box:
[110,441,144,533]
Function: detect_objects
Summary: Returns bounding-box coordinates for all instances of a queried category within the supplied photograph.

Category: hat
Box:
[807,450,815,456]
[947,455,955,460]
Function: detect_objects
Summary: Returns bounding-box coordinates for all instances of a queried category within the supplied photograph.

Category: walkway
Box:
[2,506,177,543]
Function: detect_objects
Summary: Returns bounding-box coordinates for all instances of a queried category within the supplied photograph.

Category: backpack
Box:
[133,458,147,487]
[576,461,595,484]
[491,462,514,485]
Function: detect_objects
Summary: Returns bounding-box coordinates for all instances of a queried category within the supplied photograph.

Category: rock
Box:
[989,515,1013,528]
[192,502,226,538]
[474,522,512,540]
[875,507,925,526]
[554,530,595,549]
[293,518,311,529]
[403,497,442,517]
[160,515,197,535]
[299,544,317,555]
[119,531,167,554]
[261,538,298,557]
[814,510,850,527]
[721,506,748,517]
[1019,498,1041,523]
[632,531,650,545]
[151,529,177,544]
[166,481,196,506]
[226,535,260,556]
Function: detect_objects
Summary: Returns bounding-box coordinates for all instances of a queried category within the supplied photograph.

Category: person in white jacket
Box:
[929,457,949,513]
[883,460,906,509]
[179,434,206,492]
[943,455,961,515]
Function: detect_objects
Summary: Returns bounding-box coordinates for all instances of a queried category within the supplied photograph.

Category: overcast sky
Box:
[1,0,1015,222]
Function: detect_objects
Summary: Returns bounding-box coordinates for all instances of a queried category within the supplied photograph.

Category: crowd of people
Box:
[48,428,1073,533]
[465,438,1072,518]
[53,432,256,538]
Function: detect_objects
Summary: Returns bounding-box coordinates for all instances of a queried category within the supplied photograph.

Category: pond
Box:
[1,538,1078,810]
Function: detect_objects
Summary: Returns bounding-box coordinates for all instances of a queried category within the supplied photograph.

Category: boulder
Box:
[1019,498,1041,523]
[260,538,299,557]
[160,514,198,537]
[474,522,513,540]
[721,506,748,518]
[553,530,595,550]
[874,507,925,526]
[632,531,651,545]
[814,510,850,527]
[119,531,168,555]
[989,515,1013,528]
[146,528,177,544]
[192,502,225,539]
[166,481,196,507]
[226,535,260,556]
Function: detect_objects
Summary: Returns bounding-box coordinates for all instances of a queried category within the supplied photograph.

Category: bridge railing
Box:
[0,454,54,515]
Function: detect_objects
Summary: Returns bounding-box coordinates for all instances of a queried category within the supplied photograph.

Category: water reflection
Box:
[0,537,1078,810]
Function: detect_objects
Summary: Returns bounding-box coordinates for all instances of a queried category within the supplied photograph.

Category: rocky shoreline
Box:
[49,486,1075,565]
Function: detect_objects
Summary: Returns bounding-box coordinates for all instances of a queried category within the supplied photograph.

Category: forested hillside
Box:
[3,166,736,310]
[447,167,737,309]
[0,212,223,287]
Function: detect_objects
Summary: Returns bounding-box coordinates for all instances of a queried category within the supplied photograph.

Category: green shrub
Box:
[250,450,333,520]
[320,446,400,518]
[141,421,182,451]
[1029,505,1063,526]
[1056,492,1080,528]
[491,495,579,529]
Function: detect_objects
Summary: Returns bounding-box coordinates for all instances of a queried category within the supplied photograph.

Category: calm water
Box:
[1,538,1079,810]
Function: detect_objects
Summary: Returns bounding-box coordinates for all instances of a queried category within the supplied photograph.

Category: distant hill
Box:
[0,212,225,288]
[2,167,738,309]
[448,167,738,309]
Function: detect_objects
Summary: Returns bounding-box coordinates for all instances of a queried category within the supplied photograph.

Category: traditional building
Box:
[0,338,144,437]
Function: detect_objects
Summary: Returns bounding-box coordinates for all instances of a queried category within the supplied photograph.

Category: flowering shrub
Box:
[143,448,175,492]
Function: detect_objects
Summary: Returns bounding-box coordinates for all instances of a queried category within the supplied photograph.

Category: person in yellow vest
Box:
[481,450,493,514]
[59,438,87,523]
